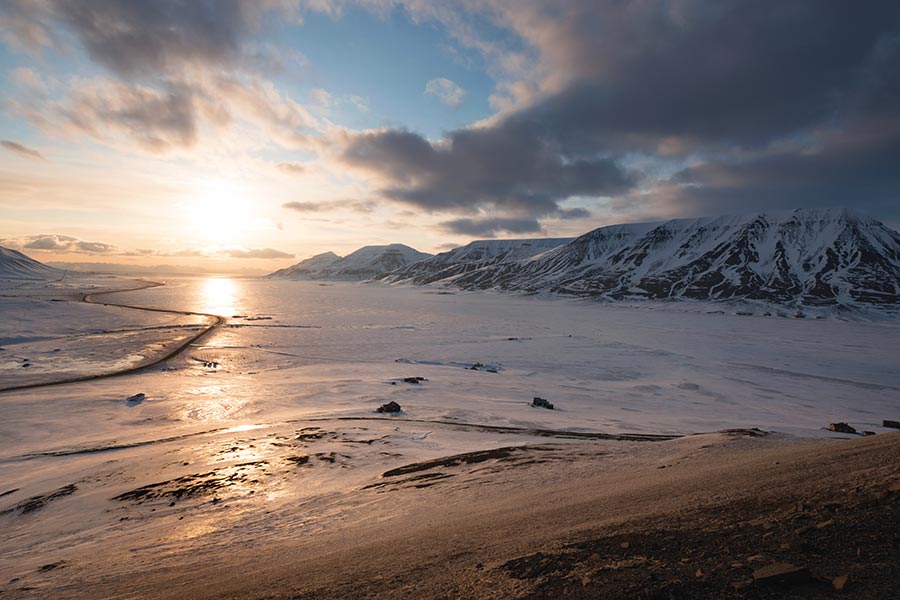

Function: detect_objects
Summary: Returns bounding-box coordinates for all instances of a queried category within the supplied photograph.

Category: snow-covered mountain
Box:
[268,244,432,281]
[267,251,341,279]
[0,246,65,280]
[387,209,900,310]
[379,238,573,285]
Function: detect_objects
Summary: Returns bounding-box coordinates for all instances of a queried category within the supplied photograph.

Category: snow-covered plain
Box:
[1,277,898,593]
[0,277,212,390]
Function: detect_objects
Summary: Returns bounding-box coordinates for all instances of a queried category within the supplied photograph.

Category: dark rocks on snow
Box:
[532,397,555,410]
[126,393,146,405]
[828,422,857,434]
[402,377,427,384]
[883,419,900,430]
[377,401,402,413]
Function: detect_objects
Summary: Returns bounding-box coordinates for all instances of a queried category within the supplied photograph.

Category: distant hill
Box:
[383,208,900,311]
[267,251,341,279]
[268,244,431,281]
[0,246,65,280]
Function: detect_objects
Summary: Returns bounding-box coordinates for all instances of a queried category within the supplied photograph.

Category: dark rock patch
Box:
[532,397,555,410]
[113,462,266,503]
[382,446,530,478]
[828,422,858,434]
[1,484,77,516]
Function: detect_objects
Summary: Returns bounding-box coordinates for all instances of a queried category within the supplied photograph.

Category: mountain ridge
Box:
[268,244,431,281]
[384,208,900,311]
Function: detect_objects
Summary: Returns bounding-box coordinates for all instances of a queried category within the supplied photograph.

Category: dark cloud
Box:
[496,1,900,151]
[342,1,900,226]
[637,123,900,224]
[558,207,590,219]
[441,217,543,237]
[1,140,45,160]
[341,126,635,218]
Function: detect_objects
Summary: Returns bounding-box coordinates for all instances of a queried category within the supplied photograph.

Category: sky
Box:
[1,1,899,274]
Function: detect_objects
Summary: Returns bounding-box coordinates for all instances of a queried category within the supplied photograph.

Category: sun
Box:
[185,180,254,244]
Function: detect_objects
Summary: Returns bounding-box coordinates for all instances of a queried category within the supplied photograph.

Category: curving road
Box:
[0,280,225,393]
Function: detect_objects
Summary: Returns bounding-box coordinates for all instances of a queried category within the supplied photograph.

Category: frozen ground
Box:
[0,277,898,595]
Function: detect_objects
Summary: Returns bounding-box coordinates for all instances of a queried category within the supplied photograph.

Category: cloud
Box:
[5,0,900,229]
[282,201,323,212]
[282,198,377,213]
[1,140,45,160]
[276,162,306,174]
[632,122,900,224]
[342,1,900,227]
[341,126,635,218]
[173,245,293,259]
[9,66,48,95]
[4,0,299,78]
[10,73,320,153]
[220,247,293,259]
[425,77,466,107]
[0,0,56,53]
[440,217,543,237]
[3,2,318,153]
[1,234,118,253]
[55,78,197,152]
[0,235,293,259]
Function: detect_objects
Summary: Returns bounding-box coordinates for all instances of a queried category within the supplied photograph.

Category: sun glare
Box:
[201,277,237,316]
[186,180,254,244]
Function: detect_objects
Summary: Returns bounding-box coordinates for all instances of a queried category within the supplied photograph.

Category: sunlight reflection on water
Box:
[180,384,247,421]
[201,277,237,316]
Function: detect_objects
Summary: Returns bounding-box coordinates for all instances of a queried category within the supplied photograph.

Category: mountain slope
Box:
[269,245,431,281]
[0,246,65,280]
[381,238,573,285]
[385,209,900,310]
[267,251,341,279]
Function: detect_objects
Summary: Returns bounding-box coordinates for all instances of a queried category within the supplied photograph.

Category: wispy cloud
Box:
[276,162,306,174]
[425,77,466,107]
[282,199,376,213]
[172,246,294,259]
[1,140,45,160]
